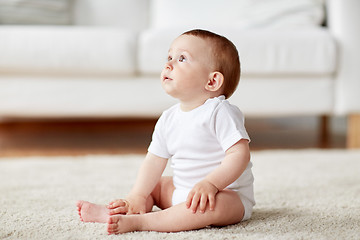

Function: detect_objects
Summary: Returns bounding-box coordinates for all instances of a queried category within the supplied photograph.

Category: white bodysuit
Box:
[148,95,255,220]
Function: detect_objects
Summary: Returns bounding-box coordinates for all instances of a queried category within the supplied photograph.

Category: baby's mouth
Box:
[163,76,173,82]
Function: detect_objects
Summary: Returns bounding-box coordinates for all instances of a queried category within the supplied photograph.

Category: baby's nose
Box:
[164,62,173,70]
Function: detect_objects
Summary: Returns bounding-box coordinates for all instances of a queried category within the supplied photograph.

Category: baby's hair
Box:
[181,29,240,99]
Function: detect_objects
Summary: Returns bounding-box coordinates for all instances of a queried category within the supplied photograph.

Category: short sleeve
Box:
[213,103,250,152]
[148,113,172,159]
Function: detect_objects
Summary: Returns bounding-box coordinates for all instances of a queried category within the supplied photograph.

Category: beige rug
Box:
[1,150,359,240]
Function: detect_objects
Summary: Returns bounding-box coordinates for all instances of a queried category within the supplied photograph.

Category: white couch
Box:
[0,0,359,148]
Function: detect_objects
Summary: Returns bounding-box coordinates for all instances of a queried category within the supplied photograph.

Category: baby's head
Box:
[181,29,240,99]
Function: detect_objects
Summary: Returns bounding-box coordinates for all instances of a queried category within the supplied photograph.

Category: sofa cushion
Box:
[0,26,137,75]
[0,77,176,118]
[0,76,332,118]
[138,27,336,76]
[0,0,71,25]
[73,0,149,31]
[231,77,333,116]
[150,0,325,29]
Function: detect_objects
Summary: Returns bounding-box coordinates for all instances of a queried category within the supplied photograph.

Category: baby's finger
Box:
[190,193,201,213]
[107,200,116,208]
[199,194,208,213]
[209,194,216,211]
[109,207,127,215]
[107,200,126,209]
[186,191,195,209]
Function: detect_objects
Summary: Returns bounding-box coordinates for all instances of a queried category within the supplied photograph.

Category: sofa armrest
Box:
[327,0,360,114]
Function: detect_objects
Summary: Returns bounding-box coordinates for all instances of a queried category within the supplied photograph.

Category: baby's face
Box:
[161,34,214,101]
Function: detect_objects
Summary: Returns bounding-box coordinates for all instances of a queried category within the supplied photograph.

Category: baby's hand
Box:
[125,194,147,215]
[107,199,129,215]
[186,179,219,213]
[107,194,147,215]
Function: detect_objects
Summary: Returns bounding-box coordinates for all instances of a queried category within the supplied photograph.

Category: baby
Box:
[77,29,255,234]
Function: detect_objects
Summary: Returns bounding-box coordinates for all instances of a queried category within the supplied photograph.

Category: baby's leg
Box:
[149,176,175,210]
[107,190,244,234]
[77,176,173,222]
[110,176,174,215]
[76,200,109,223]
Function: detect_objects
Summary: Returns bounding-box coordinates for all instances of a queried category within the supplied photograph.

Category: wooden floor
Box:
[0,117,346,157]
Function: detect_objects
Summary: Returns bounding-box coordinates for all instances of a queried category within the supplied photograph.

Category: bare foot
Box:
[76,200,109,223]
[107,215,139,234]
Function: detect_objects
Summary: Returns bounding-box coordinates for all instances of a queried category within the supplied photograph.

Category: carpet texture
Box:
[1,150,359,239]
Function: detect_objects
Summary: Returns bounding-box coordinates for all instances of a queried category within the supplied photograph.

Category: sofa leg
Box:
[347,114,360,148]
[319,115,329,148]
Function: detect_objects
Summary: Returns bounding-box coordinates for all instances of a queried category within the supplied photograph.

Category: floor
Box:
[0,116,347,157]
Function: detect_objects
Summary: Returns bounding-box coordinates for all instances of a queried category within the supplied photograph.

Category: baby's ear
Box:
[205,72,224,92]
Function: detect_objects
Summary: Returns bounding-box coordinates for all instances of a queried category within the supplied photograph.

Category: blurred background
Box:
[1,0,356,156]
[0,116,347,157]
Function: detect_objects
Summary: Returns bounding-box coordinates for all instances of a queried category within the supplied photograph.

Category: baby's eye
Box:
[178,55,186,62]
[167,56,172,62]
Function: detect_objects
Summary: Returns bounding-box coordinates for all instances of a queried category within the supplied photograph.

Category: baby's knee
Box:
[211,190,244,225]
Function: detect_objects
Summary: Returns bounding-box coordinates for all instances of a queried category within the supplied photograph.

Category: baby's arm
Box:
[108,152,168,215]
[186,139,250,213]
